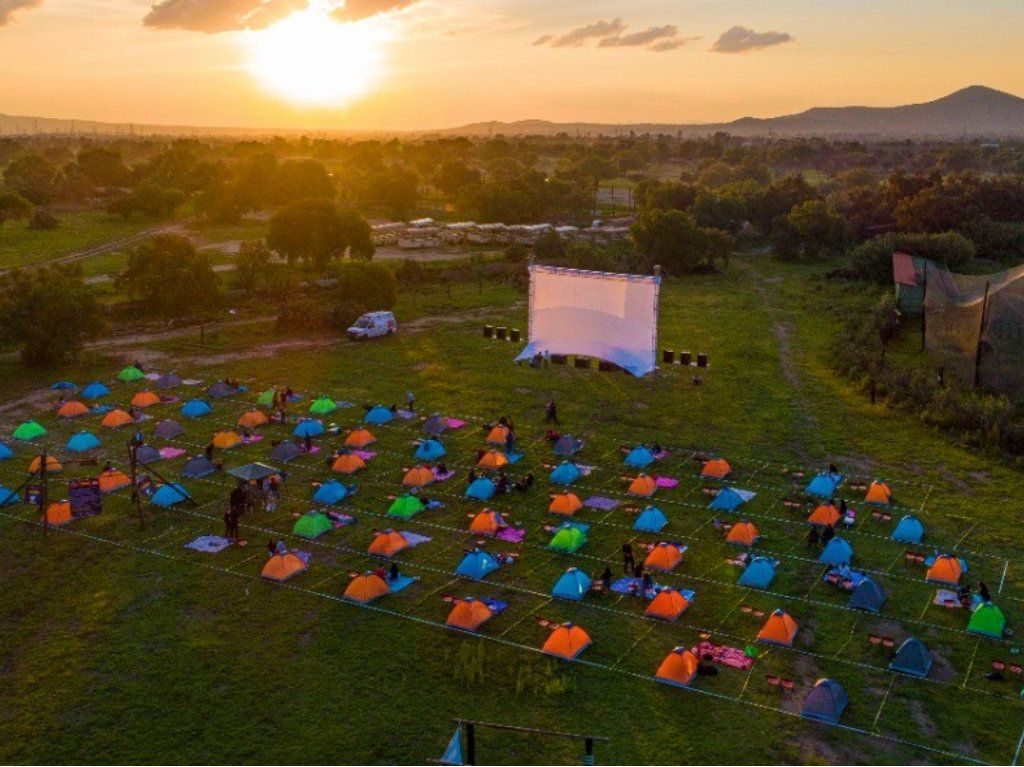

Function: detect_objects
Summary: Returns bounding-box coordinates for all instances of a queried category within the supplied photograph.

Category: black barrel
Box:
[697,353,708,368]
[662,349,674,364]
[510,328,521,343]
[574,357,590,369]
[496,327,507,340]
[483,325,493,338]
[679,351,691,366]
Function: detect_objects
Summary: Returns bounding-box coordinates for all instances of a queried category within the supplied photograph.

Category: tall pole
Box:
[129,433,145,529]
[465,723,476,766]
[974,282,991,389]
[39,448,48,537]
[920,261,928,352]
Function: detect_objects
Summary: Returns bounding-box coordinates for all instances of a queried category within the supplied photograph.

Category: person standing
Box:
[545,398,559,425]
[406,390,416,412]
[622,541,635,575]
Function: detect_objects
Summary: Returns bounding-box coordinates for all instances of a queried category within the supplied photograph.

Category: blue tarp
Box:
[465,478,496,501]
[624,446,655,468]
[82,382,110,400]
[549,461,581,485]
[551,568,592,601]
[892,515,925,545]
[415,439,446,461]
[313,481,349,505]
[293,420,324,438]
[181,399,212,418]
[365,406,395,425]
[66,431,101,453]
[634,506,668,533]
[455,550,499,580]
[819,537,854,565]
[738,557,776,589]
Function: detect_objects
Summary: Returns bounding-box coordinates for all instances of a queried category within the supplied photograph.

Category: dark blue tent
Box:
[551,568,592,601]
[892,515,925,545]
[888,637,932,678]
[634,506,668,533]
[455,549,499,580]
[181,456,217,479]
[819,537,854,565]
[553,435,582,457]
[801,678,848,724]
[293,419,324,438]
[135,445,161,465]
[848,578,886,613]
[270,441,301,462]
[365,406,395,425]
[423,415,449,437]
[738,557,776,589]
[153,419,184,440]
[51,381,77,390]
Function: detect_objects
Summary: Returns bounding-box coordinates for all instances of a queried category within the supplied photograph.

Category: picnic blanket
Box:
[396,409,416,420]
[401,531,432,548]
[933,590,983,609]
[576,464,595,476]
[158,447,187,460]
[432,468,456,482]
[584,496,620,511]
[389,575,418,593]
[336,401,355,409]
[609,577,670,600]
[822,567,870,590]
[182,379,202,386]
[653,450,670,461]
[691,641,755,670]
[241,434,264,444]
[445,418,467,429]
[353,450,377,461]
[654,476,678,489]
[185,535,231,553]
[159,396,180,404]
[496,527,526,543]
[328,512,356,528]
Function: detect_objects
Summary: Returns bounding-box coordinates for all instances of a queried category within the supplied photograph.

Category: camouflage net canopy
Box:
[922,259,1024,397]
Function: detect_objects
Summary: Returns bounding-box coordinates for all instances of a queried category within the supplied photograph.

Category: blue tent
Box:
[440,727,464,766]
[848,578,886,613]
[709,487,746,512]
[455,549,499,580]
[465,478,496,501]
[51,381,77,390]
[415,439,446,462]
[888,637,932,678]
[270,442,301,462]
[805,472,842,498]
[892,515,925,545]
[135,445,161,464]
[82,381,110,400]
[625,446,655,468]
[66,431,101,453]
[365,406,395,425]
[551,568,592,601]
[313,481,349,505]
[0,485,21,506]
[181,399,212,418]
[801,679,848,724]
[634,506,668,533]
[293,419,325,438]
[0,443,13,461]
[152,483,190,507]
[181,456,217,479]
[819,537,854,566]
[549,461,581,485]
[738,557,776,589]
[553,435,582,457]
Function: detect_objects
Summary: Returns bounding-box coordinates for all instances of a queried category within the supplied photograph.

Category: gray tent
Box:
[801,678,848,724]
[423,415,449,437]
[888,637,932,678]
[848,578,887,613]
[181,456,218,479]
[553,435,583,457]
[228,463,279,482]
[270,441,301,462]
[153,419,184,440]
[206,381,236,399]
[135,445,161,465]
[156,373,182,389]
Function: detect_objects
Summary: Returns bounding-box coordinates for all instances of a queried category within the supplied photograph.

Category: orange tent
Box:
[726,521,760,547]
[645,589,690,621]
[645,542,683,572]
[99,469,131,494]
[926,555,963,585]
[628,475,657,497]
[757,609,799,646]
[702,458,732,480]
[403,465,435,487]
[213,431,242,449]
[237,410,268,429]
[261,552,307,582]
[654,647,699,686]
[57,401,89,418]
[446,598,495,631]
[541,623,592,660]
[865,481,892,505]
[808,504,840,527]
[469,509,504,535]
[131,391,160,409]
[344,428,376,448]
[343,573,390,603]
[477,450,508,470]
[368,530,409,557]
[332,453,366,475]
[28,454,62,474]
[549,492,583,516]
[486,425,509,445]
[43,501,73,527]
[101,409,133,429]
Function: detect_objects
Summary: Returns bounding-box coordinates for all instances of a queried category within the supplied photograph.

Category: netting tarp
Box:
[923,259,1024,395]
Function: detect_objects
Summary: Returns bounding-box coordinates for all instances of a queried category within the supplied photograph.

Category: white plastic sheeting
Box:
[516,264,660,376]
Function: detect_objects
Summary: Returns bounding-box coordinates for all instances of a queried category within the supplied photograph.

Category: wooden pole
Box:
[974,282,991,389]
[465,723,476,766]
[920,263,928,351]
[129,437,144,530]
[39,448,48,537]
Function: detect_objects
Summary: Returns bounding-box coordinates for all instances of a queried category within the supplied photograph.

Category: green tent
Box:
[549,527,587,553]
[387,494,425,520]
[118,366,145,383]
[293,512,333,540]
[967,602,1006,638]
[257,389,275,406]
[309,396,337,415]
[13,420,47,441]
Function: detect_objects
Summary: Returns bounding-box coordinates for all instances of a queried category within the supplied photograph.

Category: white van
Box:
[347,311,397,341]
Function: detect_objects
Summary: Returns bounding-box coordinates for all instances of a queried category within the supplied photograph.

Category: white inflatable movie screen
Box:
[516,264,660,376]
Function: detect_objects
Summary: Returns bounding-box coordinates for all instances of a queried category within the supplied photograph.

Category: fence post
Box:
[584,737,595,766]
[465,723,476,766]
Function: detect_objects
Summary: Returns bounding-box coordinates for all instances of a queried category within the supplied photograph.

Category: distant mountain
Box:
[438,86,1024,139]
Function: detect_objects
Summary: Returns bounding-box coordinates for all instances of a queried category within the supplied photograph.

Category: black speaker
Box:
[574,357,590,369]
[510,329,521,343]
[679,351,691,366]
[496,327,507,340]
[483,325,493,338]
[697,353,708,368]
[662,349,674,364]
[551,354,567,365]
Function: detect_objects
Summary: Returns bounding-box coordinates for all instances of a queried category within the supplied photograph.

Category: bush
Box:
[849,231,976,283]
[327,261,397,312]
[27,208,59,230]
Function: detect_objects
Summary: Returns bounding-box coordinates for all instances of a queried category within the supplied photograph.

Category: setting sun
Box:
[244,6,387,106]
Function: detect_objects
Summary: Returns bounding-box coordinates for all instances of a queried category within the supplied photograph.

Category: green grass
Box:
[0,256,1022,764]
[0,211,158,270]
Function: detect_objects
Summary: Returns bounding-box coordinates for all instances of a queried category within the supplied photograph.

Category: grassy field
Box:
[0,256,1022,764]
[0,211,161,270]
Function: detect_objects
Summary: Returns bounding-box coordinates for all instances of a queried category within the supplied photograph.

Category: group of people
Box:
[806,522,837,549]
[465,467,534,494]
[620,542,654,594]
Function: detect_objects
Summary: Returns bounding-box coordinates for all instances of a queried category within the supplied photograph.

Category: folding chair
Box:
[868,633,882,646]
[765,674,780,688]
[781,678,795,694]
[1011,664,1022,676]
[882,637,895,650]
[992,659,1006,672]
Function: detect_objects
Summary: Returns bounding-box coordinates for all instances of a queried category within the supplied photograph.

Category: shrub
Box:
[849,231,975,283]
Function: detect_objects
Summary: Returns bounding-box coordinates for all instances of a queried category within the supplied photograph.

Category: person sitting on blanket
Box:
[274,540,287,556]
[437,463,448,476]
[807,526,821,548]
[467,469,478,484]
[514,472,534,492]
[958,583,973,608]
[601,566,613,592]
[641,571,653,594]
[495,473,510,494]
[388,562,400,583]
[545,429,560,442]
[374,564,387,581]
[303,436,313,453]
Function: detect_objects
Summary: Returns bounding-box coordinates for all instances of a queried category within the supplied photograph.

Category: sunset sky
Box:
[2,0,1024,131]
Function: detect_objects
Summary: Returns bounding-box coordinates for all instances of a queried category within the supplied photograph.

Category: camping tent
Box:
[889,637,933,678]
[549,462,581,485]
[926,555,964,586]
[645,589,690,621]
[28,455,62,474]
[819,537,854,566]
[967,602,1006,638]
[801,679,848,724]
[456,549,500,580]
[51,380,77,390]
[57,401,89,418]
[44,501,73,527]
[309,396,337,415]
[469,509,506,536]
[805,472,842,498]
[0,443,12,461]
[848,578,887,613]
[368,530,409,557]
[118,365,144,382]
[466,478,496,501]
[415,439,446,462]
[645,542,683,572]
[486,425,509,445]
[212,431,242,449]
[131,391,160,409]
[270,442,302,462]
[548,526,587,553]
[344,428,376,448]
[628,475,657,497]
[654,647,699,687]
[625,446,655,468]
[807,504,840,527]
[757,609,799,646]
[865,480,892,505]
[313,481,349,505]
[709,487,749,512]
[156,373,182,389]
[701,458,731,480]
[151,483,190,507]
[293,419,324,438]
[181,456,217,479]
[205,381,236,399]
[332,453,366,474]
[238,410,269,429]
[541,623,592,660]
[892,515,925,545]
[256,389,276,406]
[13,421,47,441]
[549,492,583,516]
[738,557,776,589]
[65,431,100,453]
[725,521,759,547]
[99,469,131,493]
[365,406,395,425]
[553,435,582,457]
[423,415,449,437]
[0,485,21,506]
[388,494,425,519]
[477,450,509,470]
[82,382,110,400]
[261,552,307,582]
[293,511,333,540]
[181,399,212,419]
[154,419,184,440]
[551,568,592,601]
[227,463,278,483]
[101,409,133,428]
[135,445,161,464]
[446,598,495,631]
[343,573,390,603]
[403,466,435,488]
[634,506,668,533]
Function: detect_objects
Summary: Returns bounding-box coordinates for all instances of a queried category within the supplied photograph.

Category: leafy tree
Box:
[356,166,418,219]
[232,240,274,294]
[107,181,185,219]
[693,187,747,232]
[0,190,32,226]
[784,199,846,259]
[267,198,373,269]
[434,160,481,198]
[75,146,129,187]
[327,261,397,313]
[27,208,59,230]
[630,209,734,274]
[271,159,335,204]
[118,235,221,317]
[635,180,698,212]
[0,265,106,366]
[3,154,57,204]
[533,229,565,263]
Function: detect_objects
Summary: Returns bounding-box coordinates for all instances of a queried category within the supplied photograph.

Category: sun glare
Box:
[245,6,387,106]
